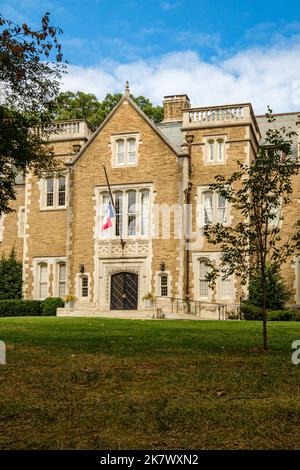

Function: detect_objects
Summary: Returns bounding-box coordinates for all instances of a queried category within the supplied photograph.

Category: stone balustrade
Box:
[182,103,259,136]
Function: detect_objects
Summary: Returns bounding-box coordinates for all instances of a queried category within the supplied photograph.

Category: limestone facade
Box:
[1,90,300,310]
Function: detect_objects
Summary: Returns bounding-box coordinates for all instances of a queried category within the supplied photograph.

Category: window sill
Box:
[112,163,138,168]
[40,206,67,212]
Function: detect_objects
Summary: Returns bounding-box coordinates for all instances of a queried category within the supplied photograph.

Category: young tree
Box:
[0,247,23,300]
[204,110,300,350]
[0,12,65,214]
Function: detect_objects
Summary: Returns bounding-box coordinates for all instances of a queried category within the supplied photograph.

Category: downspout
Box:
[182,134,194,313]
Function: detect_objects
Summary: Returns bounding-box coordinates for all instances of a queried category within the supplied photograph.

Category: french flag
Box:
[102,200,115,231]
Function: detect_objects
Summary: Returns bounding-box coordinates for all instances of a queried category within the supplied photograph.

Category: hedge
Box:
[0,298,64,317]
[241,302,300,321]
[0,300,43,317]
[41,297,64,316]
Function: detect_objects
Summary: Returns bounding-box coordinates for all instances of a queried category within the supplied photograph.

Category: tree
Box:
[248,266,291,310]
[204,109,300,350]
[0,12,65,214]
[0,247,23,299]
[53,91,164,127]
[53,91,101,127]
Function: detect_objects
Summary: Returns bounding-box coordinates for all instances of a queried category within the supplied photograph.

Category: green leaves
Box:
[52,91,164,128]
[0,12,65,213]
[0,248,22,300]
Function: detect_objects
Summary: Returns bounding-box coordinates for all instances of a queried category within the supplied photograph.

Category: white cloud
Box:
[62,43,300,114]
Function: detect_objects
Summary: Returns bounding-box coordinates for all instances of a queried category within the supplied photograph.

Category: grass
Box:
[0,317,300,450]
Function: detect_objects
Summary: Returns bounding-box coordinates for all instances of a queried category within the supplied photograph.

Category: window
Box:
[113,134,138,166]
[205,137,226,164]
[208,140,214,162]
[100,187,150,238]
[127,191,136,236]
[128,138,136,164]
[58,263,66,298]
[204,192,213,224]
[115,192,123,237]
[160,274,168,296]
[81,276,89,298]
[141,190,149,236]
[42,176,67,210]
[199,260,209,298]
[18,207,26,238]
[219,265,233,299]
[39,264,48,300]
[217,193,226,224]
[58,177,66,206]
[116,140,125,164]
[46,178,54,207]
[220,275,232,299]
[200,189,228,226]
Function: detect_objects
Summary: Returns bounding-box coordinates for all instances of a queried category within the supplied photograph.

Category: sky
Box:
[1,0,300,113]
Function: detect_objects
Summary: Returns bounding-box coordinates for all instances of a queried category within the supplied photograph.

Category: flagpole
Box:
[103,165,126,251]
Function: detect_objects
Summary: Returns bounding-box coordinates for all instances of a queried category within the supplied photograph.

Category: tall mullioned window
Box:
[39,264,48,300]
[58,263,66,298]
[100,188,150,238]
[199,260,209,299]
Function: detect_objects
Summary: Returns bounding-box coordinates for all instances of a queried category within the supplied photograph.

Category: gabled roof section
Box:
[68,85,187,166]
[256,112,300,160]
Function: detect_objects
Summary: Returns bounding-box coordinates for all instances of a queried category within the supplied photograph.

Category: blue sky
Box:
[1,0,300,112]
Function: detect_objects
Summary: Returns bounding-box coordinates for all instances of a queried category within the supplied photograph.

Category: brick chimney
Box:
[163,94,191,122]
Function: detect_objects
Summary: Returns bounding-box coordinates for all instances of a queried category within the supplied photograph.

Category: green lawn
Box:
[0,317,300,450]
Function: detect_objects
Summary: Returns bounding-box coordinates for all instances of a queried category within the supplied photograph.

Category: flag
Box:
[102,200,114,231]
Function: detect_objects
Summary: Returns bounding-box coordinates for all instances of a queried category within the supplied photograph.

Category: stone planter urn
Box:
[142,293,155,309]
[64,295,77,309]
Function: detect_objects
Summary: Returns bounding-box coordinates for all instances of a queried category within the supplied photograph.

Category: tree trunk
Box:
[261,268,268,351]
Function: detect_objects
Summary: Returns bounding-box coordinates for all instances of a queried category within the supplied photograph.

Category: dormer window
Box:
[204,136,226,164]
[112,134,139,166]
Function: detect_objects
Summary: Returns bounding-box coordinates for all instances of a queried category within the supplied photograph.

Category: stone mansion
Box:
[0,84,300,316]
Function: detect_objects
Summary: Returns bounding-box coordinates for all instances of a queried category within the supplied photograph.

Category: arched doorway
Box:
[110,272,138,310]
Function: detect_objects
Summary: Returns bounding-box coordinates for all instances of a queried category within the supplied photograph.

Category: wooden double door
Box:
[110,272,138,310]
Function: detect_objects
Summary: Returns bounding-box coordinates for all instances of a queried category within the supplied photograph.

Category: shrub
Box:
[0,248,22,300]
[267,310,294,321]
[241,302,262,320]
[241,303,299,321]
[0,300,42,317]
[248,267,291,310]
[41,297,64,316]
